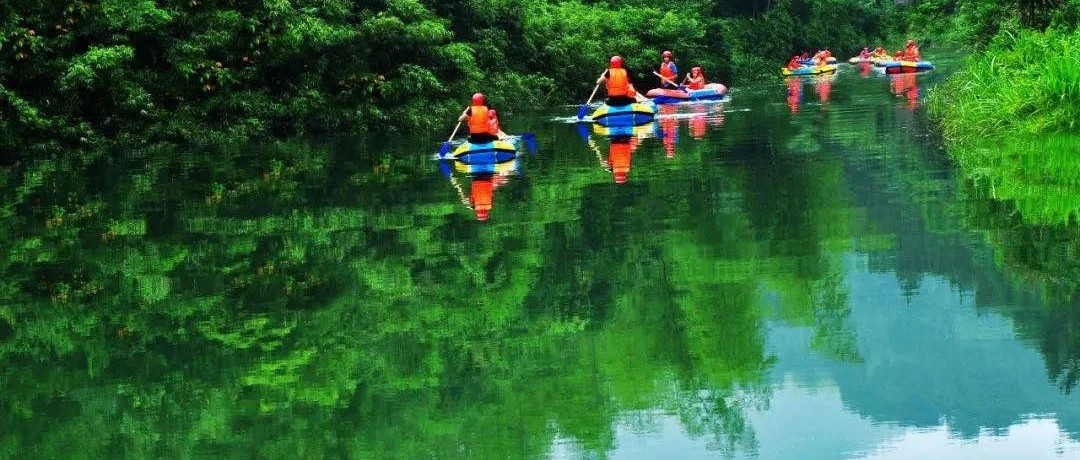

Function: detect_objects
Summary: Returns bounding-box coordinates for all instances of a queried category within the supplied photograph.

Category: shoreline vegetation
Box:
[1,0,904,154]
[918,0,1080,226]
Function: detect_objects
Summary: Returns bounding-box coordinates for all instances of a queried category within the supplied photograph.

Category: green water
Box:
[4,54,1080,459]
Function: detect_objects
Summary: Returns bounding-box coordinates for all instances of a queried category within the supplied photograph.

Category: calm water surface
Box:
[4,53,1080,459]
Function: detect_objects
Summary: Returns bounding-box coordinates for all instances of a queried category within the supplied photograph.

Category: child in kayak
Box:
[787,55,803,70]
[488,109,508,140]
[902,40,920,61]
[684,67,706,90]
[597,55,641,106]
[458,93,498,144]
[658,50,679,89]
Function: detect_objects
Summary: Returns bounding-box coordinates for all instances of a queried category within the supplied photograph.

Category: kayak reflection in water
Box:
[608,136,638,184]
[786,77,803,114]
[890,73,920,109]
[815,73,833,106]
[660,105,679,158]
[438,147,523,222]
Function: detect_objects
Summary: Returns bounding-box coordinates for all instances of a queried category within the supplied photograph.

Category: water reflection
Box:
[785,73,835,113]
[658,103,726,156]
[578,122,656,184]
[7,52,1080,459]
[889,73,920,109]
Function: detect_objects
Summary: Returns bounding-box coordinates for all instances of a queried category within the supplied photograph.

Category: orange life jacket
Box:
[659,62,676,79]
[610,141,631,172]
[606,68,630,97]
[468,105,489,135]
[471,177,493,211]
[687,76,705,90]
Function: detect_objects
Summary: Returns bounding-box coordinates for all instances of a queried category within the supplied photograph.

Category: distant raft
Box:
[802,57,838,65]
[882,60,935,74]
[645,83,729,105]
[781,64,838,76]
[590,101,657,127]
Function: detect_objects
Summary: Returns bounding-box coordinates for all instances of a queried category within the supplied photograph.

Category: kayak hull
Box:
[591,122,656,138]
[449,139,518,165]
[884,61,935,73]
[591,101,657,127]
[646,83,728,104]
[781,64,838,76]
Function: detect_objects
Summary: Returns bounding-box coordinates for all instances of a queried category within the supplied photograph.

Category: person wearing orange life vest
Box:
[787,55,803,70]
[457,93,498,144]
[902,39,920,61]
[684,67,706,90]
[487,109,508,140]
[658,50,679,89]
[596,55,640,106]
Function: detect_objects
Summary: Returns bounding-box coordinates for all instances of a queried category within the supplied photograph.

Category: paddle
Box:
[653,71,686,91]
[577,73,605,120]
[439,108,469,156]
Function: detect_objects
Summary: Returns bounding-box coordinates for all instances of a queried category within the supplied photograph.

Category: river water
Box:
[4,53,1080,459]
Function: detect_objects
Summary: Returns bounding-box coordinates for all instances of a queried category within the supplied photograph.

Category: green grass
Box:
[929,28,1080,140]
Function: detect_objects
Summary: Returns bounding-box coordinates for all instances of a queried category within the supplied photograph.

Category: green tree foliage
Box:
[1,0,903,153]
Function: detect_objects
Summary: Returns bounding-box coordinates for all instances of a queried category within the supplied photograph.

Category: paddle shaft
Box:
[653,71,681,88]
[446,108,469,142]
[585,73,604,106]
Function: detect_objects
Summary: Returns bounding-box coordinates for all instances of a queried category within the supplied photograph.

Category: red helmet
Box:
[691,66,702,74]
[614,171,627,184]
[610,55,623,68]
[662,50,672,58]
[475,209,490,221]
[471,93,485,105]
[907,39,915,46]
[488,109,498,118]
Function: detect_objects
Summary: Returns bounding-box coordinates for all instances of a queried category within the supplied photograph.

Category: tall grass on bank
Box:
[928,28,1080,141]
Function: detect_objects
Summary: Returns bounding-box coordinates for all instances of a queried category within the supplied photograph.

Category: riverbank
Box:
[926,27,1080,225]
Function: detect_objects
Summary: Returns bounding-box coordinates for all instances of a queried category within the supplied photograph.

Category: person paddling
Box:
[903,39,920,61]
[658,50,679,89]
[458,93,499,144]
[596,55,640,106]
[684,67,706,90]
[787,55,803,70]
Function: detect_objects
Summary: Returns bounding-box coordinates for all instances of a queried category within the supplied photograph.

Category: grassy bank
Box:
[928,28,1080,141]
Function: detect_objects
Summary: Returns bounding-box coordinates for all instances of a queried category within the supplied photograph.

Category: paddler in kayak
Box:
[457,93,499,144]
[902,39,921,61]
[858,47,871,59]
[658,50,679,89]
[682,66,706,90]
[596,55,643,106]
[786,55,803,70]
[488,109,508,140]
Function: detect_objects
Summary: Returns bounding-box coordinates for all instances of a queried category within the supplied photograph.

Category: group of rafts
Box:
[781,40,934,76]
[438,50,728,220]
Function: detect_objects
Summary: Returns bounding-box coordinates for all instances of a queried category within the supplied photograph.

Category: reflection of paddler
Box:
[610,137,633,184]
[660,105,678,158]
[815,75,832,104]
[785,77,802,114]
[470,174,494,221]
[690,104,707,139]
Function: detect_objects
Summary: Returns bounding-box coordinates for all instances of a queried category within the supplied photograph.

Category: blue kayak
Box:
[447,138,519,165]
[882,60,935,73]
[590,101,657,127]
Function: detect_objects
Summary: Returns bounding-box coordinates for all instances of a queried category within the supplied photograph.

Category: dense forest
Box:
[1,0,904,153]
